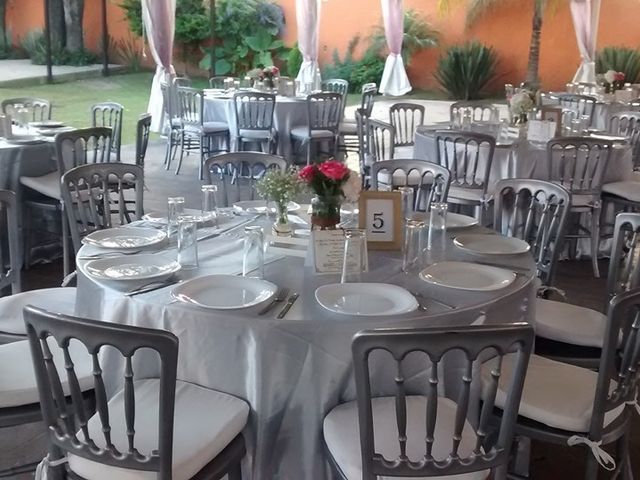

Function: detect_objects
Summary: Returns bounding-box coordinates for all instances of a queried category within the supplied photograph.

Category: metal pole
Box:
[209,0,215,78]
[43,0,53,83]
[101,0,109,76]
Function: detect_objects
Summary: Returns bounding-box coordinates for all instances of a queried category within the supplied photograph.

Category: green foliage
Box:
[596,46,640,84]
[175,0,210,46]
[323,37,385,93]
[434,41,498,100]
[285,42,303,77]
[370,9,439,65]
[109,35,144,72]
[21,30,96,66]
[119,0,144,37]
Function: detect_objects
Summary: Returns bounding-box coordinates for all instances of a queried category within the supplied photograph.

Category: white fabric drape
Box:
[379,0,411,96]
[570,0,601,85]
[142,0,177,132]
[295,0,322,89]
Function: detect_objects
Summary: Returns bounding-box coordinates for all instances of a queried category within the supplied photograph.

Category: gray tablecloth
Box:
[0,139,56,193]
[74,216,536,479]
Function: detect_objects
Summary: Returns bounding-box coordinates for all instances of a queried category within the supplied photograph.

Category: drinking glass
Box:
[243,226,264,279]
[340,202,358,228]
[402,219,425,274]
[397,186,414,221]
[201,185,217,224]
[580,114,591,133]
[241,76,252,89]
[461,108,472,131]
[15,104,29,130]
[167,196,185,237]
[177,215,198,269]
[341,229,368,283]
[212,187,234,219]
[427,203,448,263]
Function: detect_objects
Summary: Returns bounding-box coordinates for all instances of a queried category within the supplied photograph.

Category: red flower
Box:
[299,165,316,182]
[615,72,626,82]
[318,160,349,181]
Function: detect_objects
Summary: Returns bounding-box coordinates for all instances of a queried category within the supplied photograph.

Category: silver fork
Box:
[258,287,290,316]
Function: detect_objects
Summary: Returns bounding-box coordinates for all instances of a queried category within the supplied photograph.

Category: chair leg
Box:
[227,462,242,480]
[590,206,601,278]
[306,140,311,165]
[175,132,186,175]
[61,206,70,278]
[199,136,205,181]
[585,450,599,480]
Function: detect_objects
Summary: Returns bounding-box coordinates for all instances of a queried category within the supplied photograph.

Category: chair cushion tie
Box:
[567,435,616,471]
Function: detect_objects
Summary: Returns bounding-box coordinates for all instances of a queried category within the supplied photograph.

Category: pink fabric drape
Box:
[295,0,321,88]
[570,0,601,84]
[379,0,411,96]
[142,0,176,132]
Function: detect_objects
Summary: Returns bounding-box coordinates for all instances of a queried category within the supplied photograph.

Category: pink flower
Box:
[318,160,349,181]
[615,72,626,82]
[299,165,316,182]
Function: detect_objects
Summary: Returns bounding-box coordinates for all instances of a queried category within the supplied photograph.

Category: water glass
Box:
[243,226,264,279]
[402,219,425,274]
[241,76,252,89]
[580,114,591,133]
[201,185,217,224]
[212,187,234,219]
[223,77,234,91]
[427,203,448,263]
[397,186,414,221]
[15,104,29,130]
[341,229,368,284]
[461,108,472,130]
[177,215,198,269]
[505,83,514,102]
[340,202,358,228]
[167,196,185,237]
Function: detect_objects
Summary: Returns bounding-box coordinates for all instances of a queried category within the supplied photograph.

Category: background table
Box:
[75,217,536,479]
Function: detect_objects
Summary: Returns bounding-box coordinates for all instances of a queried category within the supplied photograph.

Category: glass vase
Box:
[311,195,342,230]
[273,200,292,236]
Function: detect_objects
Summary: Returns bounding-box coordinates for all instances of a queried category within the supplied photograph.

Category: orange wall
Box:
[6,0,640,92]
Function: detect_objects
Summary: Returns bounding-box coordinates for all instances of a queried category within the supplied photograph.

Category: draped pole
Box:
[295,0,321,90]
[43,0,53,83]
[379,0,411,96]
[570,0,601,84]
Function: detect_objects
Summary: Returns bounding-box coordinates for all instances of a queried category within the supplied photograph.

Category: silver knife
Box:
[258,287,289,315]
[125,278,180,297]
[277,293,299,319]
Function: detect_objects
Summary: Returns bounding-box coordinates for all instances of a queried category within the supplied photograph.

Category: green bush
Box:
[21,30,96,66]
[434,42,498,100]
[285,42,303,77]
[323,37,385,93]
[596,46,640,84]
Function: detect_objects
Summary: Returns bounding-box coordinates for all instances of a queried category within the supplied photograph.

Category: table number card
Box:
[358,191,402,250]
[527,119,557,144]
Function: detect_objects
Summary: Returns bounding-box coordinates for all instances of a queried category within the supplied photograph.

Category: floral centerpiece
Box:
[247,66,280,89]
[603,70,625,93]
[255,167,304,236]
[299,160,361,230]
[509,89,536,125]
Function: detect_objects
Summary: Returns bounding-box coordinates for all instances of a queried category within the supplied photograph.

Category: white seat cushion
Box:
[339,122,358,135]
[0,338,93,408]
[323,396,488,480]
[602,180,640,203]
[290,126,335,139]
[535,298,607,348]
[68,379,249,480]
[0,287,76,336]
[238,128,274,140]
[20,171,61,199]
[481,353,625,432]
[203,121,229,133]
[448,185,491,204]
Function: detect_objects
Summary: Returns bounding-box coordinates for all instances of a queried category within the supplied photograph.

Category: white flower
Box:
[604,69,617,84]
[341,172,362,203]
[509,91,534,115]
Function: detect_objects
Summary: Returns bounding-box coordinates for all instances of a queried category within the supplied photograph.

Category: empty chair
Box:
[233,92,277,154]
[91,102,123,162]
[135,113,152,167]
[24,305,249,480]
[321,78,349,120]
[434,130,496,223]
[365,118,395,165]
[324,322,534,480]
[370,159,450,211]
[204,152,287,207]
[389,102,425,149]
[160,82,182,170]
[209,76,228,89]
[550,93,597,125]
[290,92,342,165]
[61,163,144,254]
[483,289,640,478]
[546,137,612,277]
[339,84,377,148]
[1,97,51,122]
[175,87,230,179]
[172,76,192,88]
[450,101,499,123]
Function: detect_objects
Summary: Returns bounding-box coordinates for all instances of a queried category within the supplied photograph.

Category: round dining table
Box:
[74,214,537,479]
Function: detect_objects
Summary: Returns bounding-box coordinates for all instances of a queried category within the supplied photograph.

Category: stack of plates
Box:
[82,227,167,250]
[85,254,180,285]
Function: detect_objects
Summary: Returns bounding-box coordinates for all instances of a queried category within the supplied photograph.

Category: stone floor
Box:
[0,59,126,87]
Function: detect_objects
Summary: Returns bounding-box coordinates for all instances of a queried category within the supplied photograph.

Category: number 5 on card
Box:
[358,191,403,250]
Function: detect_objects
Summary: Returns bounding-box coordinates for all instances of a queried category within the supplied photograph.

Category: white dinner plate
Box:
[589,133,627,142]
[171,275,277,310]
[233,200,300,214]
[82,227,167,250]
[5,135,47,145]
[414,212,478,230]
[453,234,530,255]
[85,254,180,282]
[419,262,516,291]
[37,126,75,136]
[315,283,418,316]
[29,121,66,128]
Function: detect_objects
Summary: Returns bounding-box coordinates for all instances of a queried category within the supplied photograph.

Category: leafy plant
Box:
[323,37,386,93]
[285,42,303,77]
[245,29,284,67]
[434,42,498,100]
[21,30,96,66]
[596,46,640,84]
[119,0,144,37]
[370,9,439,65]
[109,34,143,72]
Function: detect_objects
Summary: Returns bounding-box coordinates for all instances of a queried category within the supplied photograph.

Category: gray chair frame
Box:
[1,97,52,122]
[172,76,192,88]
[23,305,245,480]
[546,137,612,277]
[366,118,395,165]
[91,102,123,163]
[0,189,21,295]
[608,111,640,169]
[204,152,287,207]
[551,93,597,125]
[389,102,425,148]
[233,92,277,154]
[450,101,499,123]
[322,78,349,121]
[292,92,342,165]
[135,113,152,167]
[370,159,450,212]
[161,82,182,170]
[493,179,572,287]
[339,85,376,160]
[345,323,534,480]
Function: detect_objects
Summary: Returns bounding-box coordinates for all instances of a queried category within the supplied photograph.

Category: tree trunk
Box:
[63,0,84,52]
[49,0,66,49]
[0,0,6,48]
[525,0,544,89]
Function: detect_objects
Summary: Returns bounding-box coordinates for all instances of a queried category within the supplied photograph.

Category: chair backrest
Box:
[306,92,342,134]
[209,76,228,89]
[366,119,395,164]
[370,159,450,212]
[135,114,152,167]
[175,87,204,129]
[360,84,377,117]
[389,102,425,147]
[23,306,179,480]
[91,102,123,161]
[352,322,534,479]
[493,179,571,286]
[204,152,287,207]
[233,92,276,131]
[450,101,499,123]
[0,189,21,295]
[1,97,52,121]
[61,163,144,253]
[607,213,640,297]
[545,137,612,197]
[552,93,597,123]
[434,130,496,197]
[160,82,178,121]
[55,127,113,174]
[609,111,640,169]
[322,78,349,118]
[172,76,192,88]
